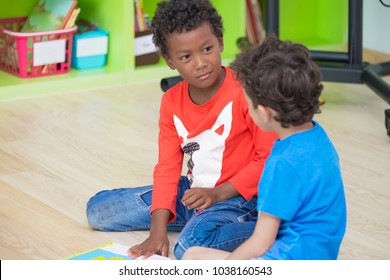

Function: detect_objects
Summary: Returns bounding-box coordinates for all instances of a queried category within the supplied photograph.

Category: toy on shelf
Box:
[71,20,109,70]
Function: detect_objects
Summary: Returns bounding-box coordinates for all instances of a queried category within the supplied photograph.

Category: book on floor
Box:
[65,242,171,260]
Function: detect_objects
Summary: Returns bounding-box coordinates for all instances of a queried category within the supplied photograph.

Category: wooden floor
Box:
[1,52,390,260]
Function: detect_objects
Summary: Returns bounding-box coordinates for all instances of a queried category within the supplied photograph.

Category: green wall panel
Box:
[279,0,348,52]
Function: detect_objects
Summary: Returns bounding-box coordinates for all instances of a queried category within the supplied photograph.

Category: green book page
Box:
[21,0,76,32]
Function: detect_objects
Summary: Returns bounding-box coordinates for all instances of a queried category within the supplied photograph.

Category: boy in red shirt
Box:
[86,0,277,259]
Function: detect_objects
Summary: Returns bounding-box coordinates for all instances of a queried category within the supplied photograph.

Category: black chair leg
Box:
[160,76,183,92]
[385,109,390,137]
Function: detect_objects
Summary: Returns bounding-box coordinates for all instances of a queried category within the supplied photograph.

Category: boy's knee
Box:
[85,196,107,231]
[85,188,152,232]
[85,192,121,231]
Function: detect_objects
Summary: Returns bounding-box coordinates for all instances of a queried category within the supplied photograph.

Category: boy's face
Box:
[163,22,224,92]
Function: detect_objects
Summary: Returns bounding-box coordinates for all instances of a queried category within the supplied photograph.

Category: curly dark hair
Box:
[150,0,224,57]
[232,35,324,128]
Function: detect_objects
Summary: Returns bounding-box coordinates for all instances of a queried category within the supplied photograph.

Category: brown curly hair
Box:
[150,0,224,57]
[232,35,324,128]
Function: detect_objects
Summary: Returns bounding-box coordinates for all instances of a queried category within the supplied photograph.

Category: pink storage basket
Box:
[0,17,77,78]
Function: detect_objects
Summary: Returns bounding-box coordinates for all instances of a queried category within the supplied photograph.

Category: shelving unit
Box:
[0,0,245,100]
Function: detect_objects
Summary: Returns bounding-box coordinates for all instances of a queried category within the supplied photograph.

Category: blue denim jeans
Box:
[86,176,258,259]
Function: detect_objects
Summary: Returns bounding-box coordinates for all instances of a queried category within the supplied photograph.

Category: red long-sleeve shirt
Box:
[151,67,277,222]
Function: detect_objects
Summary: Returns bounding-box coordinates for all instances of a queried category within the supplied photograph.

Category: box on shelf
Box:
[0,17,77,78]
[134,30,160,66]
[71,28,109,70]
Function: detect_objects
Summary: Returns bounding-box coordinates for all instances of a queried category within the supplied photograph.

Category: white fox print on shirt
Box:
[173,101,233,188]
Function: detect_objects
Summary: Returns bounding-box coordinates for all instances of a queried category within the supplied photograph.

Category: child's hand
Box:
[181,188,218,210]
[127,234,169,259]
[182,182,239,210]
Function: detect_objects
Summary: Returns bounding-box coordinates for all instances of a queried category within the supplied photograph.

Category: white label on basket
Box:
[134,34,158,56]
[76,37,108,57]
[33,39,66,67]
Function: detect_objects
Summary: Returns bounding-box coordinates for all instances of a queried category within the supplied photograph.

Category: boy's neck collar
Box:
[278,121,315,140]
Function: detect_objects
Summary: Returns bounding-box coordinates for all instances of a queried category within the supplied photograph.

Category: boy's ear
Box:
[163,55,176,70]
[257,104,273,122]
[218,37,224,53]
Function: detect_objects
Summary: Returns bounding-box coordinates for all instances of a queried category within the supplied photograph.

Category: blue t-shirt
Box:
[257,121,346,260]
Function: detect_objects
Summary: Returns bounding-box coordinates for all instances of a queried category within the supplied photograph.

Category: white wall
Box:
[363,0,390,54]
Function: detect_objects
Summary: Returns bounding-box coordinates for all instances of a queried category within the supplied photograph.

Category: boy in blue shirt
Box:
[183,35,347,260]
